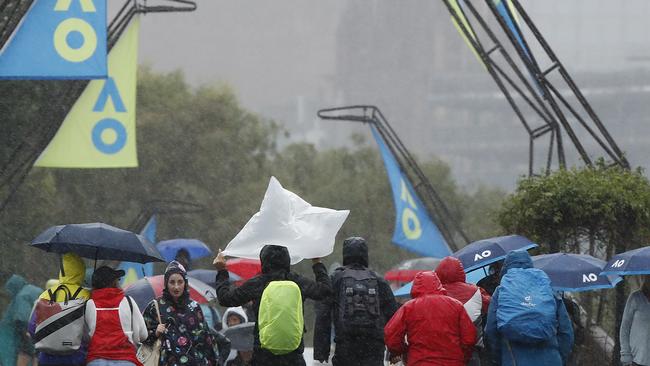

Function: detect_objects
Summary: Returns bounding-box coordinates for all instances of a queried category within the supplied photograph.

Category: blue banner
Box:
[0,0,107,79]
[371,126,452,258]
[119,215,156,287]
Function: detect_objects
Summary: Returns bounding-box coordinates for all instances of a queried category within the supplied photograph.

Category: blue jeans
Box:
[87,360,136,366]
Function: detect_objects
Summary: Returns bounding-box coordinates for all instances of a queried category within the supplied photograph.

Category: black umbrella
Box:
[31,223,164,263]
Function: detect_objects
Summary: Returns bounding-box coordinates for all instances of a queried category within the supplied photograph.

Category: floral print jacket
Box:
[143,297,216,366]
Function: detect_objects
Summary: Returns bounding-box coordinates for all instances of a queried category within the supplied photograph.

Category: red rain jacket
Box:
[435,257,491,322]
[384,271,476,366]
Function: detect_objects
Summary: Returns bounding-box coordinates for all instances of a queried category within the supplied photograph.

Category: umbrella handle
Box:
[59,255,66,277]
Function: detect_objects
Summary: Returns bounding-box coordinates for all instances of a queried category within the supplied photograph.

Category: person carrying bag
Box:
[137,300,162,366]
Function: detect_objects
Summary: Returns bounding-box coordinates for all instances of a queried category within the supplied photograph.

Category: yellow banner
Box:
[35,18,140,168]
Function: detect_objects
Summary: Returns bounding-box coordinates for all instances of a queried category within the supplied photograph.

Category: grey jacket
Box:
[620,290,650,366]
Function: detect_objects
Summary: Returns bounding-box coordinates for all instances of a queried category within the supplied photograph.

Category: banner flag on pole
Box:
[35,17,139,168]
[119,214,157,288]
[0,0,107,79]
[371,126,453,258]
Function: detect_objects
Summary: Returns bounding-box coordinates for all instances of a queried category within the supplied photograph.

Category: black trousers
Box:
[332,340,385,366]
[251,348,306,366]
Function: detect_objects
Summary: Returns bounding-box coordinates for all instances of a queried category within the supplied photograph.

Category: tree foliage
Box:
[0,67,504,295]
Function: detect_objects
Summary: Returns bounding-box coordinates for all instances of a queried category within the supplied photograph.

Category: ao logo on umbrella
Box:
[582,273,598,283]
[474,250,492,261]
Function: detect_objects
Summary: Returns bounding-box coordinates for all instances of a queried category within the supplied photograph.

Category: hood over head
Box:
[221,306,248,330]
[410,271,446,298]
[260,245,290,274]
[342,237,369,267]
[163,260,190,304]
[59,253,86,286]
[435,256,466,284]
[501,250,533,278]
[4,275,27,297]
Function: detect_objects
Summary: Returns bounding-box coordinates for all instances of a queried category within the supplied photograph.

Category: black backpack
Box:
[336,268,381,336]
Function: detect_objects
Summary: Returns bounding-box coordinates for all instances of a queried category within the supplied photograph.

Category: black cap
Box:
[92,266,125,289]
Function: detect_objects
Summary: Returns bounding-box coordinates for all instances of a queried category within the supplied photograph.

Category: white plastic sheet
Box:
[223,177,350,264]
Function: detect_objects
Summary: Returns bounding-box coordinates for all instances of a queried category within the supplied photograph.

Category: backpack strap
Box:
[125,296,134,334]
[48,285,72,304]
[70,286,83,300]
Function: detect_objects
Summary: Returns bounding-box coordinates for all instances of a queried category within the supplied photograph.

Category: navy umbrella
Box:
[601,246,650,276]
[452,235,538,272]
[31,223,164,263]
[533,253,622,292]
[157,238,213,262]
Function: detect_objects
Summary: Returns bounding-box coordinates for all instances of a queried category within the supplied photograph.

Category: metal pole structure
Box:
[317,105,468,251]
[440,0,564,174]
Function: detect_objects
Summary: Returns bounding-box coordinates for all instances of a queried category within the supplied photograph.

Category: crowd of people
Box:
[1,238,650,365]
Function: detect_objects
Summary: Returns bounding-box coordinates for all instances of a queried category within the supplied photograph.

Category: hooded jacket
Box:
[384,271,476,366]
[29,253,91,366]
[435,257,490,322]
[313,237,399,362]
[143,261,217,366]
[39,253,91,302]
[485,251,574,366]
[0,275,42,366]
[216,244,332,364]
[85,287,147,365]
[222,306,249,363]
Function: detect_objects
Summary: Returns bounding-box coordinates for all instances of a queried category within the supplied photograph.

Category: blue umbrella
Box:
[453,235,538,272]
[601,246,650,276]
[187,269,241,287]
[157,239,213,262]
[31,223,164,263]
[393,267,486,297]
[532,253,622,292]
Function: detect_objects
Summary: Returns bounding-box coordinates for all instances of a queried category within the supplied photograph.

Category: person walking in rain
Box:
[84,266,147,366]
[0,274,42,366]
[29,253,91,366]
[384,271,476,366]
[485,251,574,366]
[620,275,650,366]
[313,236,399,366]
[142,261,217,365]
[213,245,332,366]
[435,256,491,366]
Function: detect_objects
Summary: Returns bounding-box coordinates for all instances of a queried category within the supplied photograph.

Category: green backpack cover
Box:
[258,280,304,355]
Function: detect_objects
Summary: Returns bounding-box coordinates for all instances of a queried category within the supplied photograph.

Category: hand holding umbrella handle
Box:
[213,249,227,271]
[311,257,322,264]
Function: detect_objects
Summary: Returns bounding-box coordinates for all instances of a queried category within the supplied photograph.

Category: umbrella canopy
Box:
[452,235,538,272]
[223,322,255,351]
[532,253,622,292]
[226,258,261,280]
[187,269,241,287]
[384,257,441,282]
[31,223,164,263]
[157,239,213,262]
[124,275,217,311]
[601,246,650,276]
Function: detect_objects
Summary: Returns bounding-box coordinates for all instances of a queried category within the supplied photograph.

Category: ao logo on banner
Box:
[92,77,127,154]
[0,0,107,79]
[400,179,422,240]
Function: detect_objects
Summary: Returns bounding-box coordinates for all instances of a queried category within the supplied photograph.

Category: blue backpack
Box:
[496,268,557,343]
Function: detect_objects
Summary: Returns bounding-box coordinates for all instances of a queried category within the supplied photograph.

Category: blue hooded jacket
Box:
[485,251,574,366]
[0,275,42,366]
